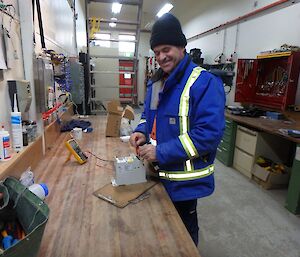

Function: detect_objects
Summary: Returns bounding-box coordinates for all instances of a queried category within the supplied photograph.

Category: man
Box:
[129,13,225,246]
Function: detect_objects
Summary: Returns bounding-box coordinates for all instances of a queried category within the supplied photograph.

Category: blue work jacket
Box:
[135,54,225,202]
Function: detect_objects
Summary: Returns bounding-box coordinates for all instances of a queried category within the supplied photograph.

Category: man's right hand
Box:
[130,132,146,147]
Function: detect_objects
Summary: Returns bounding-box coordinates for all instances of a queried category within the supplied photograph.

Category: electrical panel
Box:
[235,52,300,110]
[33,56,55,113]
[69,58,84,104]
[8,80,32,112]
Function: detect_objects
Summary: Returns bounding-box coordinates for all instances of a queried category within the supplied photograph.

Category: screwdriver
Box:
[135,137,140,159]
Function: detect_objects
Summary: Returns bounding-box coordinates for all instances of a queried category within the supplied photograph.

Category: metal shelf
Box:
[90,71,135,74]
[89,0,142,6]
[90,55,136,60]
[87,0,143,109]
[91,85,134,88]
[90,38,138,43]
[90,18,139,26]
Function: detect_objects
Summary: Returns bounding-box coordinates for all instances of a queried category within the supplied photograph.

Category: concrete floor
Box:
[131,108,300,257]
[197,160,300,257]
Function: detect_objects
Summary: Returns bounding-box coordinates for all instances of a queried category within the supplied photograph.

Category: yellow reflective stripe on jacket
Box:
[178,67,204,171]
[179,133,199,159]
[159,164,214,181]
[139,119,146,124]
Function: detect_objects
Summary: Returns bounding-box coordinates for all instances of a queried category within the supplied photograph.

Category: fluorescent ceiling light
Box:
[156,3,174,17]
[112,2,122,14]
[109,18,117,27]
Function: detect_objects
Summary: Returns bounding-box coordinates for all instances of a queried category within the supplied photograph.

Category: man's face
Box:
[153,45,185,74]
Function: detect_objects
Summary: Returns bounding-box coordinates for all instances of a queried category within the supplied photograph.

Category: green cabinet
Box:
[286,145,300,214]
[216,119,237,166]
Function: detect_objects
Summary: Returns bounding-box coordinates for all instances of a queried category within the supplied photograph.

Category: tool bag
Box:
[0,177,49,257]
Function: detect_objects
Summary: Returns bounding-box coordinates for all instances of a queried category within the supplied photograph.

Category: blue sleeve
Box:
[156,74,225,165]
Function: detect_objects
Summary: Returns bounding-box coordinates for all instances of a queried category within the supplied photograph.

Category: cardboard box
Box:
[252,164,290,189]
[105,100,135,137]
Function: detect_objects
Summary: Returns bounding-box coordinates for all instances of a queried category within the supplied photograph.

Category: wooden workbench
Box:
[225,111,300,144]
[35,115,201,257]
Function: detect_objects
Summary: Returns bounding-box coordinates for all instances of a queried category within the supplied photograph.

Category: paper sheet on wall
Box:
[0,28,7,70]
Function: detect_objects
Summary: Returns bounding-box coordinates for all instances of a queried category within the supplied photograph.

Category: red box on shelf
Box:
[119,60,135,100]
[235,52,300,110]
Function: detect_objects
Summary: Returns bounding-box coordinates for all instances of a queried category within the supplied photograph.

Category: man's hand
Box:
[129,132,146,147]
[139,144,157,162]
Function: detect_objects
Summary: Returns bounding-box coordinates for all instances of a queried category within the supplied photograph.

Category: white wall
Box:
[178,0,300,105]
[0,0,25,130]
[34,0,76,55]
[75,0,87,53]
[1,0,85,133]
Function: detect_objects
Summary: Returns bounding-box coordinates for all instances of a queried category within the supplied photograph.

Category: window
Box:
[93,33,111,48]
[119,35,135,55]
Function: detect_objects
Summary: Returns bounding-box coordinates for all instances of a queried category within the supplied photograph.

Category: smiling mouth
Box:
[162,61,171,66]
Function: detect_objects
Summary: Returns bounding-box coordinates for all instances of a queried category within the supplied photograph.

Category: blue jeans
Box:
[173,199,199,246]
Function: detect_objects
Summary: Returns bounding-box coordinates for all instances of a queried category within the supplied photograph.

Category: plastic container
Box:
[20,169,34,187]
[0,127,11,161]
[28,183,49,200]
[11,94,23,152]
[22,126,28,146]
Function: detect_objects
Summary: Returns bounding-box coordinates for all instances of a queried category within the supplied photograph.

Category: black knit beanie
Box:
[150,13,187,50]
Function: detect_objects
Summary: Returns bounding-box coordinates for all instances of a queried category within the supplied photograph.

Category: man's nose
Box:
[158,53,166,62]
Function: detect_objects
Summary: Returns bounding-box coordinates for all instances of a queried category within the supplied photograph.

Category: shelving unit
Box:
[87,0,143,114]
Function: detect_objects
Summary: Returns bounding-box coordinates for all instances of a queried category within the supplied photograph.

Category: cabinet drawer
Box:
[219,138,231,149]
[233,147,254,178]
[216,147,231,166]
[223,129,234,141]
[235,126,258,155]
[225,120,234,130]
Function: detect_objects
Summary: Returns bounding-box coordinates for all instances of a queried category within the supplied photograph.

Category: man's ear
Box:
[180,47,186,56]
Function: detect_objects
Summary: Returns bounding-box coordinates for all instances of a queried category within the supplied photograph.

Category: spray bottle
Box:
[0,125,11,161]
[11,94,23,152]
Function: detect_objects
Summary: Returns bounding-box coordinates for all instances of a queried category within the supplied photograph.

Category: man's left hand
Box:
[139,144,157,162]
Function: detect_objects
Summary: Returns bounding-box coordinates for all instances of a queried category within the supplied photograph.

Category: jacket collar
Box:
[150,53,191,92]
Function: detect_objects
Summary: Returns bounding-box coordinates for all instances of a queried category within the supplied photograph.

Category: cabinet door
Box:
[235,59,258,103]
[285,52,300,107]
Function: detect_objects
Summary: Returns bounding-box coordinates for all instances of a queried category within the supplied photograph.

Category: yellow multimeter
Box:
[65,139,88,164]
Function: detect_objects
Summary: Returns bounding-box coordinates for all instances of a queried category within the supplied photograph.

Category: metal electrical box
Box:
[113,154,146,186]
[69,58,84,104]
[33,56,54,113]
[8,80,32,113]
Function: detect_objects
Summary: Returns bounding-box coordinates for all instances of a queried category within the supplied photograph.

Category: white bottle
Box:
[11,94,23,152]
[0,126,11,161]
[28,183,49,200]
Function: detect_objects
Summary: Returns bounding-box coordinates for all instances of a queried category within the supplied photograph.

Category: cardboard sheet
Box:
[93,179,158,208]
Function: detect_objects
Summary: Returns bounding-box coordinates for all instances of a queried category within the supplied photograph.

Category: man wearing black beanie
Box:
[130,13,225,246]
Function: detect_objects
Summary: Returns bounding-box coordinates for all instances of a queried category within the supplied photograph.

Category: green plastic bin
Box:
[0,177,49,257]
